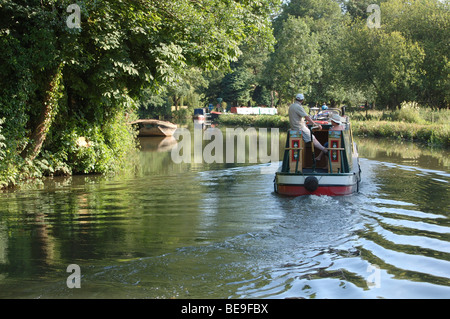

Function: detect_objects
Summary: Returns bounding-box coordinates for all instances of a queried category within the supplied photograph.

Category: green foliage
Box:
[1,0,448,189]
[381,0,450,107]
[347,103,450,124]
[273,0,342,31]
[390,102,426,124]
[171,108,193,122]
[44,112,139,175]
[335,21,425,109]
[352,120,449,147]
[200,22,278,108]
[347,105,450,146]
[253,85,277,107]
[0,0,280,188]
[264,16,322,103]
[221,66,255,106]
[335,0,449,108]
[218,114,290,130]
[138,90,172,119]
[343,0,387,21]
[219,106,449,147]
[262,0,447,109]
[142,0,448,113]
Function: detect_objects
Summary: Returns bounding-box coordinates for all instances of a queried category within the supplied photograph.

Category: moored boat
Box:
[129,119,177,137]
[193,108,206,121]
[274,109,361,196]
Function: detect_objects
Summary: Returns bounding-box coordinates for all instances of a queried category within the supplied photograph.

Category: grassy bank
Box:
[218,114,291,130]
[217,104,449,148]
[351,120,448,147]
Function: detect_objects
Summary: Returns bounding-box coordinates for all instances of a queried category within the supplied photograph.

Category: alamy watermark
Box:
[366,264,381,288]
[171,127,279,174]
[65,4,380,31]
[64,262,380,290]
[367,4,381,29]
[66,264,81,288]
[66,4,81,29]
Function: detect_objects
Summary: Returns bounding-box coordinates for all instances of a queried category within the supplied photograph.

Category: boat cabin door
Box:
[328,130,342,173]
[288,130,304,173]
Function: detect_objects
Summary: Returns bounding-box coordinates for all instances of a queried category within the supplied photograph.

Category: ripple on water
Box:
[0,152,449,299]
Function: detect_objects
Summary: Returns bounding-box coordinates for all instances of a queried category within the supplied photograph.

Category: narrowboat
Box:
[274,109,361,196]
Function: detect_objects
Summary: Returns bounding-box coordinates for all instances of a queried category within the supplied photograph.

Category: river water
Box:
[0,125,449,299]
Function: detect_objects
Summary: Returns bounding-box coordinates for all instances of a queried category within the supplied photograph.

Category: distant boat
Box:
[193,108,206,121]
[129,119,177,137]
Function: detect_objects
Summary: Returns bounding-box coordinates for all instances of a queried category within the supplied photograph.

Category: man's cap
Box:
[296,93,304,101]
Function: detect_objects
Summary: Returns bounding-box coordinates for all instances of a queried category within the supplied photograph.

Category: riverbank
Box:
[1,124,449,299]
[351,120,448,147]
[0,115,140,190]
[217,108,449,148]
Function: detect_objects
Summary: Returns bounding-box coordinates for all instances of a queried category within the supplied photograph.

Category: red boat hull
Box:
[276,184,357,197]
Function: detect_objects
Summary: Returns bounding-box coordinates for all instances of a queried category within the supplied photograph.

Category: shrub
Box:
[47,113,139,175]
[352,120,449,147]
[390,102,426,124]
[218,114,290,130]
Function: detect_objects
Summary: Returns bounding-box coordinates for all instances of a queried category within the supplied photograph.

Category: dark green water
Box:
[0,128,449,299]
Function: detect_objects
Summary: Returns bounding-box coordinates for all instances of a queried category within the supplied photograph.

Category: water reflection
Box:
[139,136,178,153]
[355,136,450,170]
[0,130,449,298]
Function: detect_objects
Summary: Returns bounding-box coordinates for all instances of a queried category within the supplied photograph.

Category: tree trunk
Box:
[365,101,369,118]
[20,63,63,162]
[330,99,336,108]
[173,95,180,111]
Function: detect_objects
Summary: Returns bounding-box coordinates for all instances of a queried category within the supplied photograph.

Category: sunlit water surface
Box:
[0,130,449,299]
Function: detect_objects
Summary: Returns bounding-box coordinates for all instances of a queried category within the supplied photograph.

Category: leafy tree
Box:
[137,90,171,119]
[264,16,322,103]
[202,70,228,105]
[342,0,387,20]
[0,0,280,181]
[217,40,273,107]
[381,0,450,107]
[221,65,254,107]
[252,85,277,106]
[267,0,345,105]
[273,0,342,32]
[337,21,425,109]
